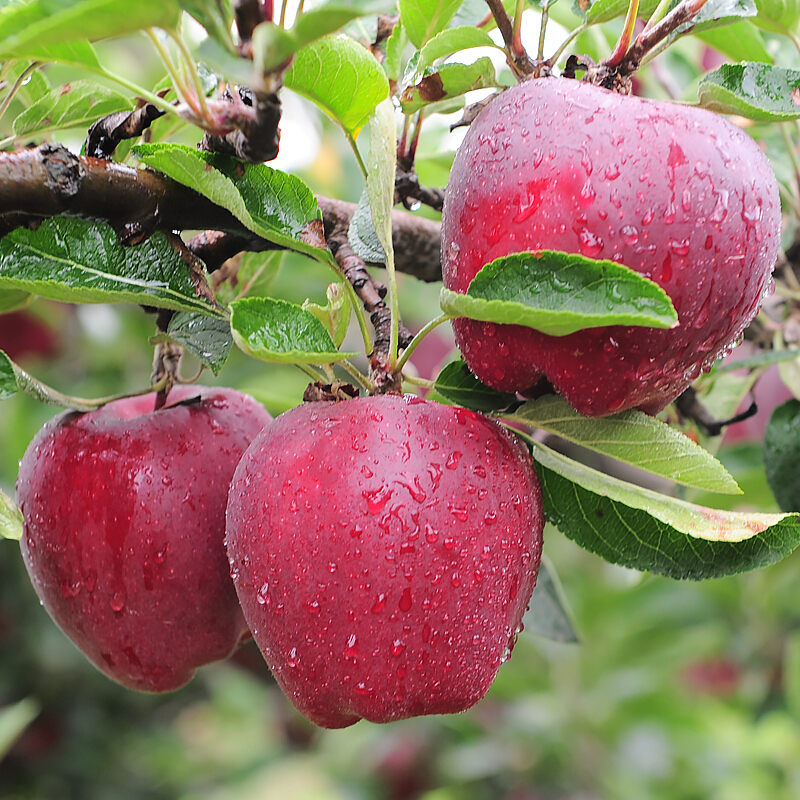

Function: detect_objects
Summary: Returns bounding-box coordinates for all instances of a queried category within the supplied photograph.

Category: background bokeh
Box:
[3,8,800,799]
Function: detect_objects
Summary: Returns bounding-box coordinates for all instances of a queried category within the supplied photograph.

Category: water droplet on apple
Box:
[620,225,639,245]
[391,640,406,657]
[371,593,387,613]
[398,587,413,612]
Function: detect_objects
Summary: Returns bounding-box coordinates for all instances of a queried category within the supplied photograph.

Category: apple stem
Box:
[512,0,526,60]
[394,313,453,375]
[604,0,640,69]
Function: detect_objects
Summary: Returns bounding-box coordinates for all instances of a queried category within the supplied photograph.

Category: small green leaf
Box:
[384,18,407,82]
[348,189,388,265]
[523,556,579,644]
[0,485,23,541]
[0,289,30,313]
[0,0,181,59]
[696,23,772,67]
[399,57,499,114]
[0,698,39,758]
[252,21,298,74]
[293,0,397,43]
[0,349,19,400]
[433,361,518,412]
[698,62,800,121]
[149,312,233,376]
[754,0,800,32]
[284,35,390,138]
[417,26,500,71]
[13,80,132,138]
[440,250,678,336]
[230,297,357,364]
[133,145,324,258]
[507,395,741,493]
[764,399,800,512]
[181,0,235,53]
[366,98,398,277]
[583,0,660,24]
[400,0,463,47]
[197,36,258,87]
[302,283,351,348]
[533,442,800,579]
[683,0,757,31]
[0,218,222,316]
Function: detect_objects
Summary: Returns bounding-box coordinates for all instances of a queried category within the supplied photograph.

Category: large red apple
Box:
[442,77,781,416]
[17,386,272,692]
[225,394,544,728]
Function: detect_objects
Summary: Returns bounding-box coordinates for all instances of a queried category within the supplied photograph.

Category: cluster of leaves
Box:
[0,0,799,600]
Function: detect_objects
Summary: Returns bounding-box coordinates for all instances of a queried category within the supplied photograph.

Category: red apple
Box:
[16,385,271,692]
[225,394,544,728]
[442,77,781,416]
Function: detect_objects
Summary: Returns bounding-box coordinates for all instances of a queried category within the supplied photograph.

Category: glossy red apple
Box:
[17,385,272,692]
[442,77,781,416]
[225,394,544,728]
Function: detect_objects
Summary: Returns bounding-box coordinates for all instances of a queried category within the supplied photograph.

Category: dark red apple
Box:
[225,394,544,728]
[16,385,272,692]
[442,77,781,416]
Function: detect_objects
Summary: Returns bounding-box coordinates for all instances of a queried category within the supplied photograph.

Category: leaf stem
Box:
[347,132,369,180]
[547,23,587,68]
[394,313,453,374]
[166,28,212,122]
[13,364,170,412]
[145,29,198,115]
[512,0,526,59]
[339,358,375,392]
[0,62,40,124]
[605,0,641,68]
[536,0,549,61]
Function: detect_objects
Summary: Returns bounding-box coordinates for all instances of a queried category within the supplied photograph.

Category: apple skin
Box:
[442,77,781,416]
[16,386,272,693]
[225,394,544,728]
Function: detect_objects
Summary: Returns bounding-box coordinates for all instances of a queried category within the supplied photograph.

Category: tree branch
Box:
[0,144,443,281]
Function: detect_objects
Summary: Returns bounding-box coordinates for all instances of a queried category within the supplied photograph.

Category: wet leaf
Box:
[284,35,389,138]
[400,57,499,114]
[698,62,800,121]
[348,189,387,265]
[365,98,397,279]
[0,486,23,541]
[533,442,800,579]
[433,361,518,412]
[149,312,233,376]
[440,250,678,336]
[13,81,132,138]
[133,144,324,258]
[507,395,741,493]
[0,218,222,316]
[682,0,757,31]
[303,283,351,348]
[230,297,357,364]
[764,399,800,512]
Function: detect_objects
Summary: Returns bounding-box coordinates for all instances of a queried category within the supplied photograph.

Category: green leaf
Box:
[252,21,298,74]
[348,189,388,265]
[764,399,800,513]
[433,360,518,412]
[3,61,50,107]
[181,0,235,53]
[215,250,284,306]
[230,297,357,364]
[13,80,132,138]
[507,395,740,493]
[683,0,757,31]
[284,35,390,138]
[132,145,325,258]
[583,0,660,24]
[712,349,800,374]
[400,0,463,47]
[366,98,397,277]
[0,289,30,313]
[399,57,499,113]
[754,0,800,32]
[0,349,19,400]
[698,62,800,121]
[0,698,39,758]
[522,556,579,644]
[149,312,233,376]
[695,23,772,66]
[0,218,222,316]
[302,283,351,348]
[0,485,23,541]
[0,0,181,59]
[417,26,500,71]
[384,18,407,82]
[196,36,258,87]
[440,250,678,336]
[533,443,800,579]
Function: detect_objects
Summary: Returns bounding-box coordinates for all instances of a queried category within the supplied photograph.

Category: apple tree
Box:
[3,0,800,793]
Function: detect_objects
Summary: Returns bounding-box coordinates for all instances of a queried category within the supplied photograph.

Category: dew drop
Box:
[399,587,413,612]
